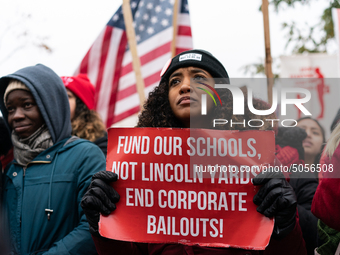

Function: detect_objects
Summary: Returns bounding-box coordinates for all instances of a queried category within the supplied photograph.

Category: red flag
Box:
[75,0,193,127]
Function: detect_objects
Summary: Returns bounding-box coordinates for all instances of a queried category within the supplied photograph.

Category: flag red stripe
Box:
[178,25,192,36]
[176,48,192,55]
[109,41,192,124]
[116,71,161,101]
[106,34,128,127]
[120,41,171,77]
[94,27,114,103]
[115,45,192,103]
[112,106,140,124]
[79,49,91,74]
[114,45,192,112]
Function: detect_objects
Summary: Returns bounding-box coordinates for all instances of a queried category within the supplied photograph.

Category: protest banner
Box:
[280,53,340,138]
[99,128,275,250]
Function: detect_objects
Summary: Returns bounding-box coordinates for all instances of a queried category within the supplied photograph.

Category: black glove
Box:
[253,170,297,239]
[81,171,120,236]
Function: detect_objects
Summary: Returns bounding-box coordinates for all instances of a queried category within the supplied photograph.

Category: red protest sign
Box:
[99,128,275,250]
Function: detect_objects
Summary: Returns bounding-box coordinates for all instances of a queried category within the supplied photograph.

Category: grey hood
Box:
[0,64,71,143]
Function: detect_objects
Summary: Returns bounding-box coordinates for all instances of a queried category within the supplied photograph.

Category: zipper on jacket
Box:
[18,161,52,232]
[20,165,27,231]
[23,166,27,177]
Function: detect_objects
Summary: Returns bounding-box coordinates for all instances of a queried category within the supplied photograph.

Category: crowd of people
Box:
[0,49,339,254]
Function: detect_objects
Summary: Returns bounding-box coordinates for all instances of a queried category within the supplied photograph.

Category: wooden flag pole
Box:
[262,0,274,105]
[122,0,145,111]
[171,0,179,58]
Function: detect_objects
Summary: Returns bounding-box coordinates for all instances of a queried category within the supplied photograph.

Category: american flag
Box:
[75,0,193,127]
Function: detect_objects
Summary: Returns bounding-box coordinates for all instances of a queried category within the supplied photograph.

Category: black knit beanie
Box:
[160,49,229,83]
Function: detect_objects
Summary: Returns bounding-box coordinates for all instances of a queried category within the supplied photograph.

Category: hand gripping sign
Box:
[99,128,275,250]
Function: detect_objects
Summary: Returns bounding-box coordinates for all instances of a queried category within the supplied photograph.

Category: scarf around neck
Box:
[12,124,54,166]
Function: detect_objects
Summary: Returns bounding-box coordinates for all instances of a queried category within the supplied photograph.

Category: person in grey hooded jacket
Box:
[0,64,105,255]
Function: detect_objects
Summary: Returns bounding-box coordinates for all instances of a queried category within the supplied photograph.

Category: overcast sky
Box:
[0,0,334,79]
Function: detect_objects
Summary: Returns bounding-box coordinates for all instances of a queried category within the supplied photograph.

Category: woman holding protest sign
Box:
[61,74,108,156]
[81,49,306,254]
[0,64,106,254]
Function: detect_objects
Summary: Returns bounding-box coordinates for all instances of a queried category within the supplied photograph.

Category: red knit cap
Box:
[61,74,95,110]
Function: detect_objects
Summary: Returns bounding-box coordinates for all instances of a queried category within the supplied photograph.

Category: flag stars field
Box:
[151,17,158,24]
[161,19,169,27]
[155,6,162,13]
[165,8,172,16]
[147,27,155,34]
[113,14,119,21]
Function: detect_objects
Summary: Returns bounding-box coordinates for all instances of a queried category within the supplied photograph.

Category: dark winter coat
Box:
[94,132,108,157]
[290,171,319,255]
[3,137,104,254]
[275,126,319,255]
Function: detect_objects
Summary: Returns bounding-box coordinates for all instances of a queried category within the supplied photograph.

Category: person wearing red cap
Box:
[61,74,108,156]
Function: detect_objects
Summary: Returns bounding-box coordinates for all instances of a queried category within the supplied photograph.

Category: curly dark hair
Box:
[137,81,184,128]
[71,98,106,142]
[137,80,273,131]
